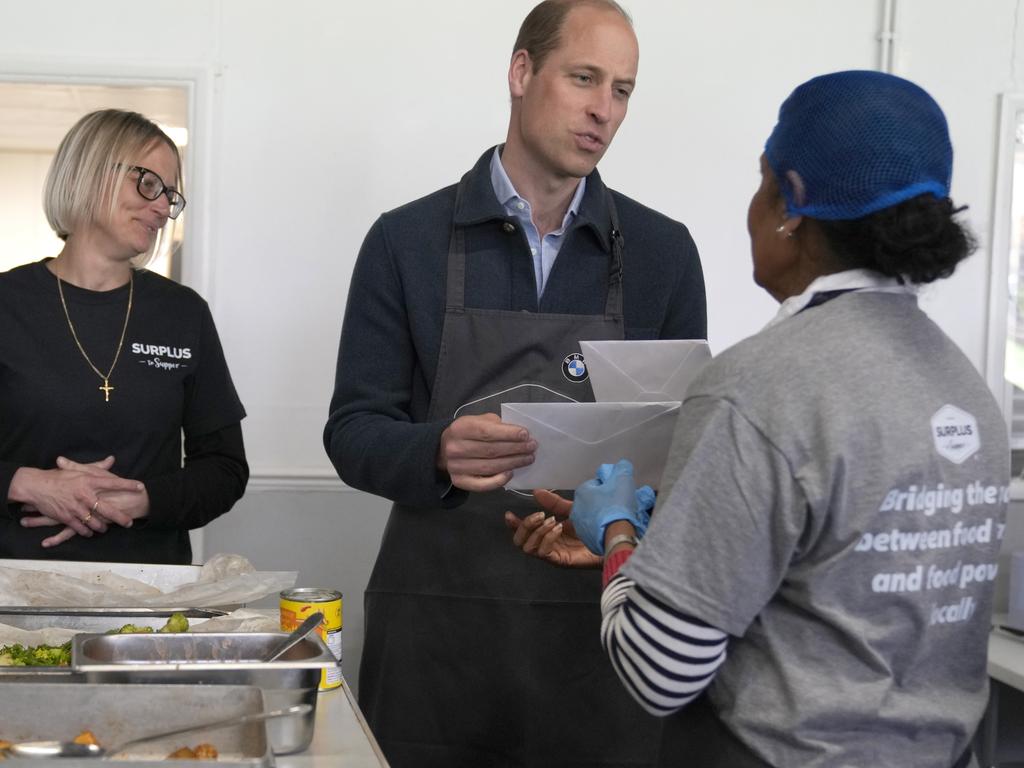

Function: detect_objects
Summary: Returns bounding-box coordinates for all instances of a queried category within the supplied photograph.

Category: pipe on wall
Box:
[878,0,898,73]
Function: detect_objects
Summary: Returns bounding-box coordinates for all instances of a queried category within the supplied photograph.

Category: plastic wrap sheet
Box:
[0,553,296,608]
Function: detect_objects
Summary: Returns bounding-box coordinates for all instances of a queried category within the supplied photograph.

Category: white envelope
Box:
[580,339,711,402]
[501,401,679,490]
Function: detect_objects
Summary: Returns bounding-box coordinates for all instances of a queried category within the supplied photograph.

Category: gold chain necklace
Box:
[56,266,134,403]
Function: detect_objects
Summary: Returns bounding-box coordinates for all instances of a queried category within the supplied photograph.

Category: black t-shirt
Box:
[0,260,247,563]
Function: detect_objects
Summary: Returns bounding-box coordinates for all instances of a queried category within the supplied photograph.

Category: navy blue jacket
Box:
[324,148,706,507]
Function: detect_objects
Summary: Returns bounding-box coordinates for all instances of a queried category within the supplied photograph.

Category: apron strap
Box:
[446,182,468,313]
[445,177,626,320]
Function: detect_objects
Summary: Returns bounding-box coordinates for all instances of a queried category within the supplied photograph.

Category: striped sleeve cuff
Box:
[600,574,728,716]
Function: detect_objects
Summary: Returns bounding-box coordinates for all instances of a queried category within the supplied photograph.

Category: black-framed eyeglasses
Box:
[127,165,186,219]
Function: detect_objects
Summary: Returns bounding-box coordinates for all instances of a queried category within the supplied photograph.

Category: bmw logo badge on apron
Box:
[561,352,588,383]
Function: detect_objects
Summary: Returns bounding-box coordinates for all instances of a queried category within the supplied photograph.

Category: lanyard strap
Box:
[604,187,624,320]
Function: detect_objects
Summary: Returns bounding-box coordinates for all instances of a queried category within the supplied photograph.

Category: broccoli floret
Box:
[108,624,155,634]
[0,641,72,666]
[105,613,189,635]
[159,613,189,633]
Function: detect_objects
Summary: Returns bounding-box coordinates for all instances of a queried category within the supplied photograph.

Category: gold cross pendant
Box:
[99,378,114,402]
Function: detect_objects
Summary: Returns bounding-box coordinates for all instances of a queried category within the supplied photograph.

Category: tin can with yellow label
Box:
[280,587,343,691]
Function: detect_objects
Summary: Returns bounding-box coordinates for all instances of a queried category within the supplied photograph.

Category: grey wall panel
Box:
[202,487,390,697]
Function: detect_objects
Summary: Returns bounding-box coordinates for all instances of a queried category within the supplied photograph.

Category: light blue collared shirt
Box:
[489,147,586,299]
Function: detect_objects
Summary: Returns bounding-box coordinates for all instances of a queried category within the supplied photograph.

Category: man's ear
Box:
[509,49,532,99]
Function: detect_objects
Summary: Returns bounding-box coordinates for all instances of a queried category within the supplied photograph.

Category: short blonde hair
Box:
[43,109,183,266]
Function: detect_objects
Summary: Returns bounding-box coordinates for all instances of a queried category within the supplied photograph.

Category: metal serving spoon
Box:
[263,610,325,662]
[7,703,312,758]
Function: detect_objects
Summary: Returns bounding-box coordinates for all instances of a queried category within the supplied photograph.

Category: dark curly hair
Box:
[816,195,976,285]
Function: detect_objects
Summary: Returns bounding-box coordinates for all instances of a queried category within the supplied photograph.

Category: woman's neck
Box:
[767,221,846,303]
[50,238,133,291]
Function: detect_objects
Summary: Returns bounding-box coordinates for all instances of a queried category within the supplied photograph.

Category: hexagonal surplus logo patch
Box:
[931,404,980,464]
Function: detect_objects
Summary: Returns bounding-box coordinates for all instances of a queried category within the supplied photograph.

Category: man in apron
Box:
[324,2,706,765]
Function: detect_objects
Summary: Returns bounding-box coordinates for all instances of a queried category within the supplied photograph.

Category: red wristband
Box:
[602,545,635,588]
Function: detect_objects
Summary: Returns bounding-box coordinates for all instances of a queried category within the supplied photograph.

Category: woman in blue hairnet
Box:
[507,70,1008,768]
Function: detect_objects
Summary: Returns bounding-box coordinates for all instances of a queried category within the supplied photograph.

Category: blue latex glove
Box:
[570,459,655,556]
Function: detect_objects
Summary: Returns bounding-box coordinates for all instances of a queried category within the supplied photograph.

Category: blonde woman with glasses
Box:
[0,109,247,564]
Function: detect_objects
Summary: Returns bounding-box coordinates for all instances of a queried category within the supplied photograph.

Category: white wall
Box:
[2,0,1006,475]
[0,150,63,272]
[3,0,1024,692]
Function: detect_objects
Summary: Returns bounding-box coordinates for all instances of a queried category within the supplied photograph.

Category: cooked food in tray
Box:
[168,743,219,760]
[0,730,221,761]
[0,681,268,765]
[0,640,71,667]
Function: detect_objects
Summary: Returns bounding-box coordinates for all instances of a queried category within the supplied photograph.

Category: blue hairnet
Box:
[764,70,952,221]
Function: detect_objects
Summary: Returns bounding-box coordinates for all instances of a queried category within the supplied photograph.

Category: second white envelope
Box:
[580,339,711,402]
[501,401,680,491]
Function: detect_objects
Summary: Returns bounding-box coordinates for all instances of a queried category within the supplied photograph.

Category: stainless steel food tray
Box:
[0,681,273,766]
[71,632,338,754]
[0,668,77,681]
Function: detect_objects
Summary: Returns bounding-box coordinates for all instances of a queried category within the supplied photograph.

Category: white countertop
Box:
[278,680,389,768]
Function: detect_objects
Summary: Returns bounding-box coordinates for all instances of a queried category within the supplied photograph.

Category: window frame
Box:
[0,59,214,299]
[987,94,1020,431]
[986,93,1024,494]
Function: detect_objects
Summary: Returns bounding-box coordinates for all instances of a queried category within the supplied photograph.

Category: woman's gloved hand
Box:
[570,459,655,556]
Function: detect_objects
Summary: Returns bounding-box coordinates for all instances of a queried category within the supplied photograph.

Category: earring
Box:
[776,223,793,238]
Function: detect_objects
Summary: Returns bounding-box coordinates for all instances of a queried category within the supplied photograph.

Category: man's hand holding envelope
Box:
[502,340,710,491]
[438,413,538,492]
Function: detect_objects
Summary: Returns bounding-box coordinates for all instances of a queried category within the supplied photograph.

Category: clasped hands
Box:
[505,459,654,567]
[12,456,149,548]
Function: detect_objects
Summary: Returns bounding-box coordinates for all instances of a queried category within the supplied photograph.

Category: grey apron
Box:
[358,181,662,767]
